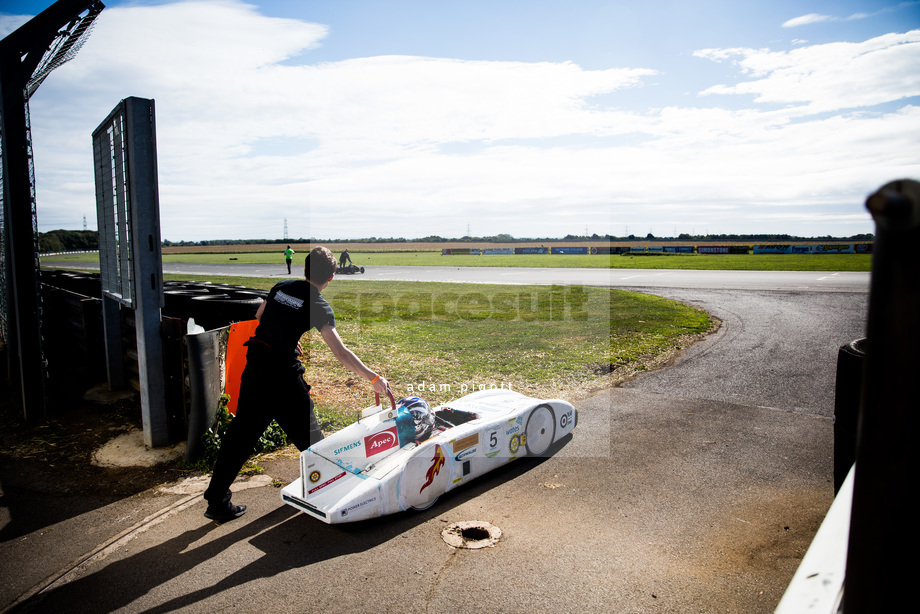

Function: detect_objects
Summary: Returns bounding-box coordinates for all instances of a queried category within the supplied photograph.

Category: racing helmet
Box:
[399,396,434,441]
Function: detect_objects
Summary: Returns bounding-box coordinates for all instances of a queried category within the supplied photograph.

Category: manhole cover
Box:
[441,521,502,549]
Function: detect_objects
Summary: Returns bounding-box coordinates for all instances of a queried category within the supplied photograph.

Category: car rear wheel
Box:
[411,496,439,511]
[524,404,556,456]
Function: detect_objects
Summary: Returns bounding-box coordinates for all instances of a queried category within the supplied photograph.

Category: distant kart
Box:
[281,389,577,523]
[336,263,364,274]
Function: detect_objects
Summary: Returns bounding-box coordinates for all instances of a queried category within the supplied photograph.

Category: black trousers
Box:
[204,348,323,504]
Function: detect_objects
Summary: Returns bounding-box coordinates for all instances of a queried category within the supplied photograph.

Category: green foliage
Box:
[157,233,873,247]
[255,418,288,453]
[313,404,356,433]
[199,394,233,468]
[197,393,288,470]
[38,229,98,252]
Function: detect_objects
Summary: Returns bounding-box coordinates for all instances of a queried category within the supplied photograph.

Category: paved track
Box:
[623,287,867,416]
[50,260,870,293]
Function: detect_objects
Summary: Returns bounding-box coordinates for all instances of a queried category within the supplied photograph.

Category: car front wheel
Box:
[524,405,556,456]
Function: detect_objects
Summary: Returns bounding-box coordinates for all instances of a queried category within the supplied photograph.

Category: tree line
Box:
[41,229,875,252]
[38,229,98,252]
[162,232,875,246]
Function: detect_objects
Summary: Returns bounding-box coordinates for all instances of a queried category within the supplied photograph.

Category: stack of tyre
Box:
[41,269,102,297]
[164,281,266,330]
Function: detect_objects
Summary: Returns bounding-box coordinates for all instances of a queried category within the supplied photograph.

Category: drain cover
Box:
[441,521,502,549]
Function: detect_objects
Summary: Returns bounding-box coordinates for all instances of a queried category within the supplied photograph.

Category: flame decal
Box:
[420,445,445,493]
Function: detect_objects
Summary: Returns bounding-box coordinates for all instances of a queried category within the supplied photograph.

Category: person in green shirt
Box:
[284,245,294,274]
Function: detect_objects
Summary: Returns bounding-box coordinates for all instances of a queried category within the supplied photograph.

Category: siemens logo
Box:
[334,441,362,455]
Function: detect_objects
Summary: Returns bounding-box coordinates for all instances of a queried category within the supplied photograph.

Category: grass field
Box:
[43,249,872,272]
[162,274,714,430]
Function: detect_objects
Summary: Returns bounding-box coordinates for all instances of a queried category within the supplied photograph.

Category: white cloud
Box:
[782,13,834,28]
[696,30,920,113]
[783,2,920,28]
[18,0,919,239]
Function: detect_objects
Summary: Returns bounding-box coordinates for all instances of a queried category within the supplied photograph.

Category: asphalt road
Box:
[50,259,869,293]
[3,263,868,613]
[622,287,867,416]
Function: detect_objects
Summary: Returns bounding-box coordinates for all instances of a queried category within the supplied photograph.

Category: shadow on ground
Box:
[11,433,568,613]
[0,382,190,541]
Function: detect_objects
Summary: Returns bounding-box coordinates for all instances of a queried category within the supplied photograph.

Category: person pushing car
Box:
[203,246,391,522]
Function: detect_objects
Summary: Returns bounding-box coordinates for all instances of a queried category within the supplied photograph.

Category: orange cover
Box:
[225,319,260,415]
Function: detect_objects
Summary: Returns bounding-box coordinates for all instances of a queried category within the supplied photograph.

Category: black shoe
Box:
[204,501,247,522]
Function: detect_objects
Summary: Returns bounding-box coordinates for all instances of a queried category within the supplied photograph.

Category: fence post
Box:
[843,180,920,609]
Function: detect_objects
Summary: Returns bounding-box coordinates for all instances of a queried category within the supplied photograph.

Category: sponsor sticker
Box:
[365,426,399,457]
[341,496,377,517]
[452,433,479,454]
[560,410,573,429]
[334,440,362,456]
[455,447,477,462]
[485,428,501,458]
[308,471,346,495]
[309,470,321,483]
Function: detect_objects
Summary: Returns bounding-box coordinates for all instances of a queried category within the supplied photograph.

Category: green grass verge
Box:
[45,250,871,271]
[159,250,872,271]
[161,276,713,427]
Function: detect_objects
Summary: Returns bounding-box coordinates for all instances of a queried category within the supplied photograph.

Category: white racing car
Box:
[281,388,577,523]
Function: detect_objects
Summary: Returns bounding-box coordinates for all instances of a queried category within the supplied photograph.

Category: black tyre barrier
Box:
[43,274,267,327]
[232,289,268,298]
[834,337,866,494]
[204,284,244,294]
[187,294,232,330]
[41,270,101,297]
[163,288,211,321]
[188,293,263,331]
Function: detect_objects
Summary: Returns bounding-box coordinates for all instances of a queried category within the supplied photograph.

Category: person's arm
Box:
[320,324,390,395]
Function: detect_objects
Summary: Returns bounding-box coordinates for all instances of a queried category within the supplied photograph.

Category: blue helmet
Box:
[398,396,434,441]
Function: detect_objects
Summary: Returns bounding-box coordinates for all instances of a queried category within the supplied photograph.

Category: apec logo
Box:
[365,426,399,457]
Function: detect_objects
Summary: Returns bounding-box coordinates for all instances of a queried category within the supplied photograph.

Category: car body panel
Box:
[281,388,576,523]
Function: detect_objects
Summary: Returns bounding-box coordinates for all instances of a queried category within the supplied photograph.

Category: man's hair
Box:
[305,246,337,282]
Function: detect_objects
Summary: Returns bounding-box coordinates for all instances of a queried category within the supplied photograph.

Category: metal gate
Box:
[92,97,171,447]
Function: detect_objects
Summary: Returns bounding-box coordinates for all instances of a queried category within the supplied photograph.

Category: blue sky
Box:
[2,0,918,241]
